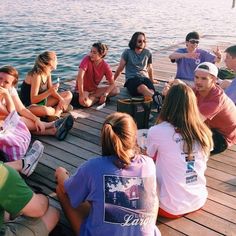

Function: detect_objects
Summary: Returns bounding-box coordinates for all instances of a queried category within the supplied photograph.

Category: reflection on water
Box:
[0,0,235,81]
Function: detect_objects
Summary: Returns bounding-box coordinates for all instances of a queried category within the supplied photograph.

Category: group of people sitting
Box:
[1,30,236,236]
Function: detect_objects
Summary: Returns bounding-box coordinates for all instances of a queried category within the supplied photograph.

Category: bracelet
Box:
[103,93,108,97]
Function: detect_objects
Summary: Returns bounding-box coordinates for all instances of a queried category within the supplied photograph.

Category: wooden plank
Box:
[206,167,236,187]
[185,210,236,235]
[208,188,236,210]
[157,223,186,236]
[203,199,236,224]
[158,216,222,236]
[25,35,236,236]
[206,176,236,197]
[208,158,236,177]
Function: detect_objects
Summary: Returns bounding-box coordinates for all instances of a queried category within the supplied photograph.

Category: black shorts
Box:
[124,76,155,96]
[211,129,228,155]
[71,92,84,108]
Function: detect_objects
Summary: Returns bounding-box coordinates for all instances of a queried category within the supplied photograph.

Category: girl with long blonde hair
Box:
[20,51,72,120]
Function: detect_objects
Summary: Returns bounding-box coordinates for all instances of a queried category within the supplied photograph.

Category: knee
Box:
[42,106,56,116]
[80,101,91,108]
[65,91,73,100]
[137,84,146,93]
[114,87,120,96]
[110,87,120,96]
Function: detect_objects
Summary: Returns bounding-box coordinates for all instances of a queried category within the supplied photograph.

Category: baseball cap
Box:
[195,62,218,78]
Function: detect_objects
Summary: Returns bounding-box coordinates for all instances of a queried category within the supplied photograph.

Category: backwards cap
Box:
[195,62,218,78]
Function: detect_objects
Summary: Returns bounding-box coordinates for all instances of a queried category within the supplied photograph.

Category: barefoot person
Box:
[20,51,72,119]
[72,42,119,108]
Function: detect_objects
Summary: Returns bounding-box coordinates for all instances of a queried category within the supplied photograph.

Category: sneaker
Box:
[21,140,44,177]
[152,91,163,113]
[149,113,154,120]
[56,114,74,141]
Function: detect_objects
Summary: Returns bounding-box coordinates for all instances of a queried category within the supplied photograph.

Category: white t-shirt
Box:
[8,87,18,97]
[0,87,18,111]
[146,121,208,215]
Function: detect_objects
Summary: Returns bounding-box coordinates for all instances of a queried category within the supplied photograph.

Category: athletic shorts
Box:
[71,91,83,108]
[124,76,155,96]
[2,216,48,236]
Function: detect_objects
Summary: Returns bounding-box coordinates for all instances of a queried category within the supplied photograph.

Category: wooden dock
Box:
[26,35,236,236]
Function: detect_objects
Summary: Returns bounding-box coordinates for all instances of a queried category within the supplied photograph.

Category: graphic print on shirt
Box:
[183,153,197,184]
[173,132,198,184]
[104,175,157,227]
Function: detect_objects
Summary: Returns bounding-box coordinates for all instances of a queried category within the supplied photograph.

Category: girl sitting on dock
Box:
[0,65,74,141]
[146,84,213,218]
[71,42,119,108]
[20,51,72,120]
[55,112,161,236]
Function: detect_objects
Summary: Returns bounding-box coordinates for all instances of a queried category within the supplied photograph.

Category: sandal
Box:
[152,91,164,113]
[55,115,74,141]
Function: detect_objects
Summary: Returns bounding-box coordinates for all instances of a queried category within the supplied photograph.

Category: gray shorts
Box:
[2,216,48,236]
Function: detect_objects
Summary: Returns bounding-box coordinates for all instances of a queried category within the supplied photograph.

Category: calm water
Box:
[0,0,235,82]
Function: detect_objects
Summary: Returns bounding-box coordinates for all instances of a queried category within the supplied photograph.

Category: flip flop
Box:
[55,114,74,129]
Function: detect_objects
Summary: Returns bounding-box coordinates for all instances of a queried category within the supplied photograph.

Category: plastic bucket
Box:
[117,97,153,129]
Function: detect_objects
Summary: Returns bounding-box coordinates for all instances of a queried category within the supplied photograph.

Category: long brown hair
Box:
[128,32,146,50]
[101,112,137,168]
[157,84,213,159]
[28,51,56,76]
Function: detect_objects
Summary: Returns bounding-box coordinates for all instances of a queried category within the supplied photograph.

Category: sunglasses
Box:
[138,40,146,44]
[189,39,199,44]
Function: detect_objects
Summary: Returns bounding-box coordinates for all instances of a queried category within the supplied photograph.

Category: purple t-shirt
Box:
[175,48,215,81]
[64,155,161,236]
[225,77,236,104]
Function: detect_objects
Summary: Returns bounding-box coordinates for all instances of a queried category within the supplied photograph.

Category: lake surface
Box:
[0,0,235,82]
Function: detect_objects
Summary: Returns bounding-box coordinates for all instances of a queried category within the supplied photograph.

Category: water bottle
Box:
[56,77,60,88]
